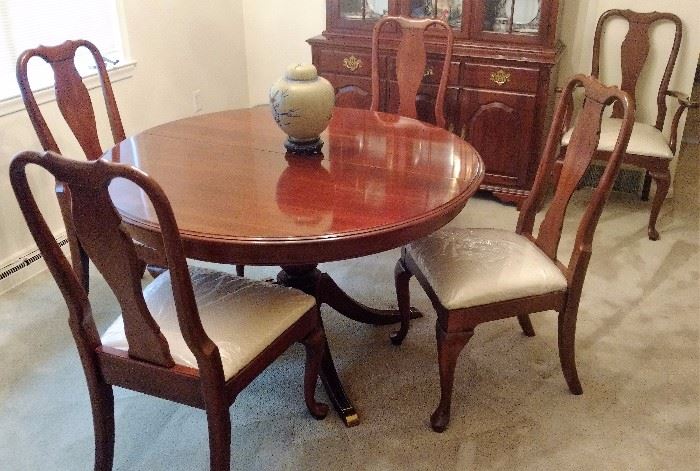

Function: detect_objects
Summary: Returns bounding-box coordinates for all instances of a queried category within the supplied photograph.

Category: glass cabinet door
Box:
[481,0,541,34]
[409,0,463,29]
[340,0,389,20]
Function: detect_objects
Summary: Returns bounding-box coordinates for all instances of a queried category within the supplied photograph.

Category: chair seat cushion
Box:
[562,117,673,159]
[101,266,316,380]
[407,228,567,310]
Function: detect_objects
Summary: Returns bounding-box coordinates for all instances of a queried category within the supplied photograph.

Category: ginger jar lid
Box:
[285,63,319,81]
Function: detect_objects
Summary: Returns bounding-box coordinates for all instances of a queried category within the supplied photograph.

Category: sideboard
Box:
[309,0,564,204]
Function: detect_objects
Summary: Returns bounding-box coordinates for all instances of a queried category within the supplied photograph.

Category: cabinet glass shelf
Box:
[341,0,389,20]
[409,0,463,29]
[482,0,541,34]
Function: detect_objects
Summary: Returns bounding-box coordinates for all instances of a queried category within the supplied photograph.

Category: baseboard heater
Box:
[0,235,69,282]
[582,165,644,195]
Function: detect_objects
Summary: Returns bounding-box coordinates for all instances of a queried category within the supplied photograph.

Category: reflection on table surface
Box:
[106,106,482,243]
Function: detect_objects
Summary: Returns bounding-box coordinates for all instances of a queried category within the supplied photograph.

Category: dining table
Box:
[104,105,484,427]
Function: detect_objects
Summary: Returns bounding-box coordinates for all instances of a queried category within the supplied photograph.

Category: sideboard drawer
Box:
[387,57,460,85]
[317,50,373,77]
[323,73,373,109]
[461,63,540,93]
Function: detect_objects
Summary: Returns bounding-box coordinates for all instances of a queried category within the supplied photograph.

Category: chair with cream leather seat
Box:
[392,75,634,432]
[555,10,697,240]
[10,150,328,470]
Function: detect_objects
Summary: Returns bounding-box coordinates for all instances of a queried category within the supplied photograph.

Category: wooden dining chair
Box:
[10,150,328,470]
[392,75,634,432]
[555,10,697,240]
[371,16,454,128]
[17,39,126,291]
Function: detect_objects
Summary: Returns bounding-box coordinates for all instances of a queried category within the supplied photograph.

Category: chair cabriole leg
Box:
[557,305,583,395]
[301,322,330,419]
[430,321,473,433]
[517,314,536,337]
[205,406,231,471]
[391,257,413,345]
[641,170,652,201]
[90,382,115,471]
[204,388,231,471]
[647,167,670,241]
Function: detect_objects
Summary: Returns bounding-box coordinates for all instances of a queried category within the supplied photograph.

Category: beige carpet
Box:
[1,122,698,469]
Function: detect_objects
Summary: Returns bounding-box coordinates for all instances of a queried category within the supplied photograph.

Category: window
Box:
[0,0,125,100]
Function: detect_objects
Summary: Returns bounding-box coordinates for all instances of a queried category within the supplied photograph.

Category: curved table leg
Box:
[277,265,422,324]
[277,264,421,427]
[320,328,359,427]
[277,265,358,427]
[317,272,422,325]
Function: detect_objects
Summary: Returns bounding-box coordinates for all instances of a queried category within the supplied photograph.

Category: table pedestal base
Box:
[277,264,421,427]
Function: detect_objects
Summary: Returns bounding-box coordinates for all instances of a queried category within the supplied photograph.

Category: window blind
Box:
[0,0,124,99]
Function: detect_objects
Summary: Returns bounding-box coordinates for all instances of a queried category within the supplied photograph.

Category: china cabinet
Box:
[309,0,563,204]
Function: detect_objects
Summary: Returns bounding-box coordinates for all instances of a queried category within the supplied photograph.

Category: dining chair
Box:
[392,75,634,432]
[10,150,328,470]
[16,39,126,291]
[555,10,697,240]
[371,16,454,129]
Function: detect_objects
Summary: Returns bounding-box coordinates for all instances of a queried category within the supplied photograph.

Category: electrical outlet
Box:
[193,89,202,113]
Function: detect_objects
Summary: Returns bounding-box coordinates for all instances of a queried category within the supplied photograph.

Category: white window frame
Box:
[0,61,135,117]
[0,0,136,118]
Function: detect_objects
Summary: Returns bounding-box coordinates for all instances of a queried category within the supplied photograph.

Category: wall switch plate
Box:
[193,89,202,113]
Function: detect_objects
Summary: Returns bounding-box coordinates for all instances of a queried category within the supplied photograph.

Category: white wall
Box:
[0,0,249,281]
[117,0,249,132]
[241,0,325,105]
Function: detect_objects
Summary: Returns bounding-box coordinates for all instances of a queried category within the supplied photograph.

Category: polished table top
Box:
[105,106,483,266]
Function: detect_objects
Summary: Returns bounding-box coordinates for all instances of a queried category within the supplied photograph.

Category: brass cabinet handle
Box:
[424,66,434,78]
[343,55,362,72]
[490,69,511,86]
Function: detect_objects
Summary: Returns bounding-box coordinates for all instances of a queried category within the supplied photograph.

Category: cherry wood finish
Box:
[371,16,454,128]
[555,10,698,240]
[394,75,634,432]
[102,106,484,426]
[104,107,483,266]
[16,40,126,291]
[10,151,329,470]
[310,0,563,204]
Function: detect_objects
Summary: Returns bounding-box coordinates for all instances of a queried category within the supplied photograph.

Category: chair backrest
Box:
[517,75,634,286]
[16,39,126,160]
[371,16,454,128]
[9,151,220,374]
[592,9,681,130]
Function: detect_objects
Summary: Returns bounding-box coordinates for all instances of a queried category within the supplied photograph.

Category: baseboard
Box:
[0,232,69,295]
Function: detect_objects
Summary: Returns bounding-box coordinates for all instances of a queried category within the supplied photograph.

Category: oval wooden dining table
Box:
[104,106,484,427]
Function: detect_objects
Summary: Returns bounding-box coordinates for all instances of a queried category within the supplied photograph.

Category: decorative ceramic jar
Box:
[269,63,335,155]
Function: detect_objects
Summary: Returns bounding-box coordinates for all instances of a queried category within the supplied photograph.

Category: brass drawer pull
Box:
[424,66,434,78]
[343,55,362,72]
[490,69,511,86]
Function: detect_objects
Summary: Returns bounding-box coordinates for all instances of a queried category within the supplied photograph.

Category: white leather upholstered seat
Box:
[101,266,316,380]
[406,228,567,310]
[562,117,673,159]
